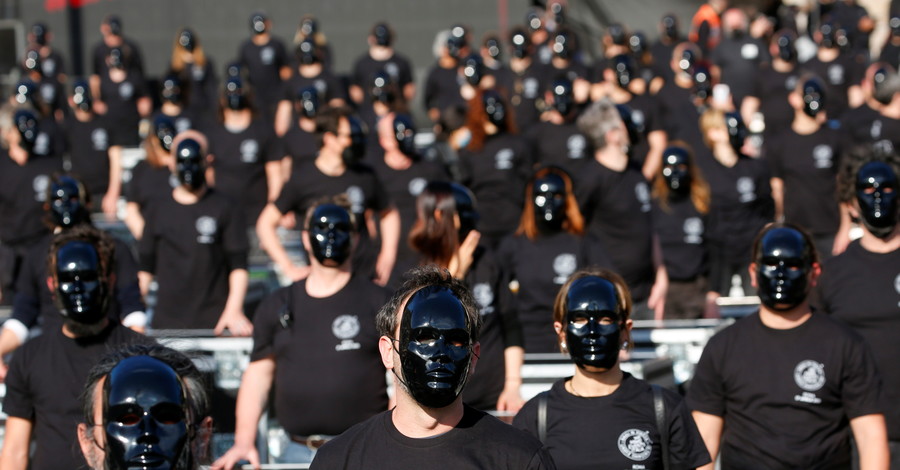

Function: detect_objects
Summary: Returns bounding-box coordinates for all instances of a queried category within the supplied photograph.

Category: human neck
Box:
[315,150,346,176]
[568,364,624,397]
[172,185,206,204]
[759,303,812,329]
[161,102,182,116]
[595,147,628,172]
[305,264,351,298]
[74,109,94,122]
[299,63,323,78]
[370,45,393,61]
[859,228,900,253]
[439,56,456,69]
[391,393,464,438]
[224,110,252,131]
[251,34,270,46]
[510,57,531,73]
[62,317,109,339]
[792,113,820,135]
[817,47,839,62]
[772,58,794,73]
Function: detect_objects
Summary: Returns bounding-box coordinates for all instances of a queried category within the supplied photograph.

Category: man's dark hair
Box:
[47,224,116,281]
[837,144,900,204]
[314,105,352,148]
[303,193,357,230]
[376,265,482,342]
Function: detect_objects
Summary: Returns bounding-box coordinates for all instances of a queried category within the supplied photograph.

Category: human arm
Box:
[0,417,33,470]
[641,129,667,181]
[257,203,309,281]
[832,203,852,255]
[274,100,292,137]
[265,160,284,203]
[214,268,252,337]
[136,96,152,118]
[690,411,723,470]
[124,202,145,240]
[102,145,123,218]
[649,234,669,320]
[851,414,889,470]
[770,177,784,221]
[374,207,400,286]
[740,95,760,126]
[210,358,275,470]
[496,345,525,412]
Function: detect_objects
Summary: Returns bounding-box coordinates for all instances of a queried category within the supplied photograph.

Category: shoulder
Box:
[464,406,546,452]
[312,411,387,463]
[347,275,392,304]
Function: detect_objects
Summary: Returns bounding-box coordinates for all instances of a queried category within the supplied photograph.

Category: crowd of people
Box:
[0,0,899,468]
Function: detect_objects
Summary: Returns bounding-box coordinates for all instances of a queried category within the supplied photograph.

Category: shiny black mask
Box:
[855,161,898,239]
[174,139,205,190]
[447,26,467,60]
[49,176,89,228]
[24,50,42,76]
[32,23,48,46]
[615,103,642,147]
[393,114,417,158]
[398,286,473,409]
[552,32,574,60]
[693,66,712,101]
[565,276,622,370]
[608,23,626,46]
[341,117,367,167]
[801,79,826,118]
[820,24,838,49]
[370,72,396,105]
[613,54,635,89]
[300,17,318,37]
[661,146,692,196]
[14,109,39,153]
[776,33,796,62]
[629,32,647,56]
[551,79,574,116]
[510,31,530,59]
[108,48,125,70]
[755,227,813,311]
[462,54,484,86]
[296,86,319,119]
[53,241,108,325]
[224,77,247,111]
[178,29,195,52]
[104,356,189,470]
[484,37,502,61]
[306,204,354,266]
[533,173,567,233]
[250,14,267,35]
[373,23,392,47]
[107,17,123,37]
[296,39,318,66]
[160,76,182,104]
[725,112,747,154]
[483,90,507,132]
[14,80,39,108]
[662,15,679,41]
[678,49,696,74]
[153,116,177,153]
[451,183,479,240]
[73,80,93,112]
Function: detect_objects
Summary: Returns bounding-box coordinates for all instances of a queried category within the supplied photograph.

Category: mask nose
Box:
[137,414,160,444]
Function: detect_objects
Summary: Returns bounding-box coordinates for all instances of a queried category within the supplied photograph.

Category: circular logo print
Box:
[332,315,360,340]
[618,429,652,461]
[794,360,825,392]
[195,216,218,237]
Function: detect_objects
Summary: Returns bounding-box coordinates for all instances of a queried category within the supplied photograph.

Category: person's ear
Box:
[46,276,56,294]
[379,336,395,370]
[808,262,822,287]
[748,262,759,289]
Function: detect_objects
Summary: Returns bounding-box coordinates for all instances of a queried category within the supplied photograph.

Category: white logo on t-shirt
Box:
[870,120,883,140]
[314,79,327,95]
[191,64,205,81]
[240,139,260,163]
[566,134,586,160]
[260,46,274,65]
[618,429,652,461]
[473,283,495,316]
[33,132,50,156]
[827,64,845,85]
[33,175,49,202]
[523,78,539,99]
[195,216,218,244]
[495,148,514,170]
[634,181,651,212]
[741,43,759,59]
[40,83,56,103]
[894,273,900,296]
[785,75,798,92]
[408,177,427,197]
[333,315,362,351]
[813,145,833,169]
[794,360,826,392]
[385,62,400,79]
[552,253,577,284]
[175,117,191,133]
[91,128,109,151]
[346,185,365,214]
[119,82,134,99]
[631,109,645,130]
[42,58,56,77]
[683,217,704,244]
[737,176,757,203]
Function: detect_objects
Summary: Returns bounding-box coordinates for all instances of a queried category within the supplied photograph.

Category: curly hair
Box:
[837,143,900,204]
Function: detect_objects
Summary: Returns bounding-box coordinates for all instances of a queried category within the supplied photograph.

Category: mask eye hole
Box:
[109,404,143,426]
[413,329,440,346]
[444,331,470,348]
[151,403,185,425]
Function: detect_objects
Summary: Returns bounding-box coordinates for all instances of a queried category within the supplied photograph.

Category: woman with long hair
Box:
[513,268,711,469]
[124,115,176,239]
[498,166,611,353]
[651,142,716,318]
[168,27,218,123]
[408,181,524,413]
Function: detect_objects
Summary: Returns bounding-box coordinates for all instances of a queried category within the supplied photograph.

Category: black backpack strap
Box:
[537,390,549,442]
[652,384,670,470]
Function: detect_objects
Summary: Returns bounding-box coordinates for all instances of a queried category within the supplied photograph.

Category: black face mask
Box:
[14,109,39,153]
[662,15,679,41]
[565,276,622,370]
[801,79,826,118]
[551,79,574,116]
[725,112,747,154]
[820,24,838,49]
[608,23,626,46]
[24,50,42,77]
[856,161,898,239]
[776,34,796,62]
[447,26,467,60]
[692,66,712,102]
[73,80,93,112]
[484,37,502,61]
[32,23,48,46]
[224,78,248,111]
[615,103,642,148]
[397,286,473,409]
[178,29,195,52]
[108,48,125,71]
[629,32,647,56]
[107,17,122,37]
[296,86,319,119]
[393,114,417,158]
[370,73,396,105]
[613,54,635,89]
[755,227,813,311]
[174,139,205,191]
[14,80,40,108]
[462,54,484,86]
[153,116,177,153]
[53,241,108,325]
[296,39,318,65]
[483,91,507,132]
[552,32,574,60]
[678,49,695,75]
[300,18,318,37]
[450,183,479,240]
[510,31,530,59]
[250,14,267,35]
[533,173,567,233]
[661,146,692,196]
[161,77,182,104]
[341,117,367,167]
[104,356,189,470]
[306,204,353,266]
[373,23,392,47]
[50,176,88,228]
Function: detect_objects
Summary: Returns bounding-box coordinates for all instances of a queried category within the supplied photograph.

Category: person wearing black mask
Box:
[814,147,900,466]
[309,265,556,469]
[281,85,320,170]
[709,8,770,109]
[766,75,851,258]
[155,74,195,134]
[654,42,709,153]
[0,226,150,470]
[688,223,889,469]
[530,78,591,175]
[257,106,400,286]
[802,22,865,121]
[169,27,218,124]
[350,22,415,106]
[504,26,547,132]
[424,25,471,123]
[214,199,390,469]
[274,38,346,137]
[138,132,250,333]
[93,45,151,151]
[79,344,212,470]
[124,114,177,240]
[740,30,801,140]
[26,22,66,83]
[539,28,590,100]
[237,12,290,122]
[0,108,63,306]
[514,270,710,469]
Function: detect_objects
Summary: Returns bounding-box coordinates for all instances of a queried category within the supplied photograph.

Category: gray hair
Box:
[576,98,621,150]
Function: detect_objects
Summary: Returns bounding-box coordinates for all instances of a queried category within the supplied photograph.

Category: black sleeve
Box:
[223,203,249,272]
[2,346,34,420]
[137,207,159,273]
[262,127,283,163]
[113,239,146,317]
[369,172,391,213]
[274,178,300,215]
[249,287,289,361]
[492,251,523,349]
[840,334,885,419]
[685,335,727,417]
[666,394,714,468]
[424,67,439,111]
[511,394,541,437]
[11,250,42,329]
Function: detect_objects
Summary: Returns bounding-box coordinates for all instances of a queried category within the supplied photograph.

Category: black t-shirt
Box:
[423,63,466,114]
[537,62,591,94]
[814,241,900,440]
[3,323,150,470]
[281,69,346,104]
[125,160,177,218]
[351,52,414,98]
[841,105,900,151]
[801,54,865,120]
[13,233,144,331]
[63,114,111,197]
[92,38,145,77]
[174,60,219,121]
[649,41,678,85]
[620,92,663,168]
[37,77,67,116]
[529,120,590,175]
[652,197,708,282]
[751,65,798,136]
[575,160,655,302]
[310,405,556,470]
[250,275,389,436]
[655,81,705,153]
[765,126,842,236]
[206,120,283,225]
[879,41,900,70]
[458,134,533,239]
[0,152,62,245]
[238,37,289,108]
[709,36,770,106]
[282,124,318,167]
[514,374,710,470]
[686,312,883,469]
[98,73,148,146]
[503,62,547,132]
[138,189,248,329]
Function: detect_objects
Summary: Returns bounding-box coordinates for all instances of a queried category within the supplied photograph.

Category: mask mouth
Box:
[130,450,166,467]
